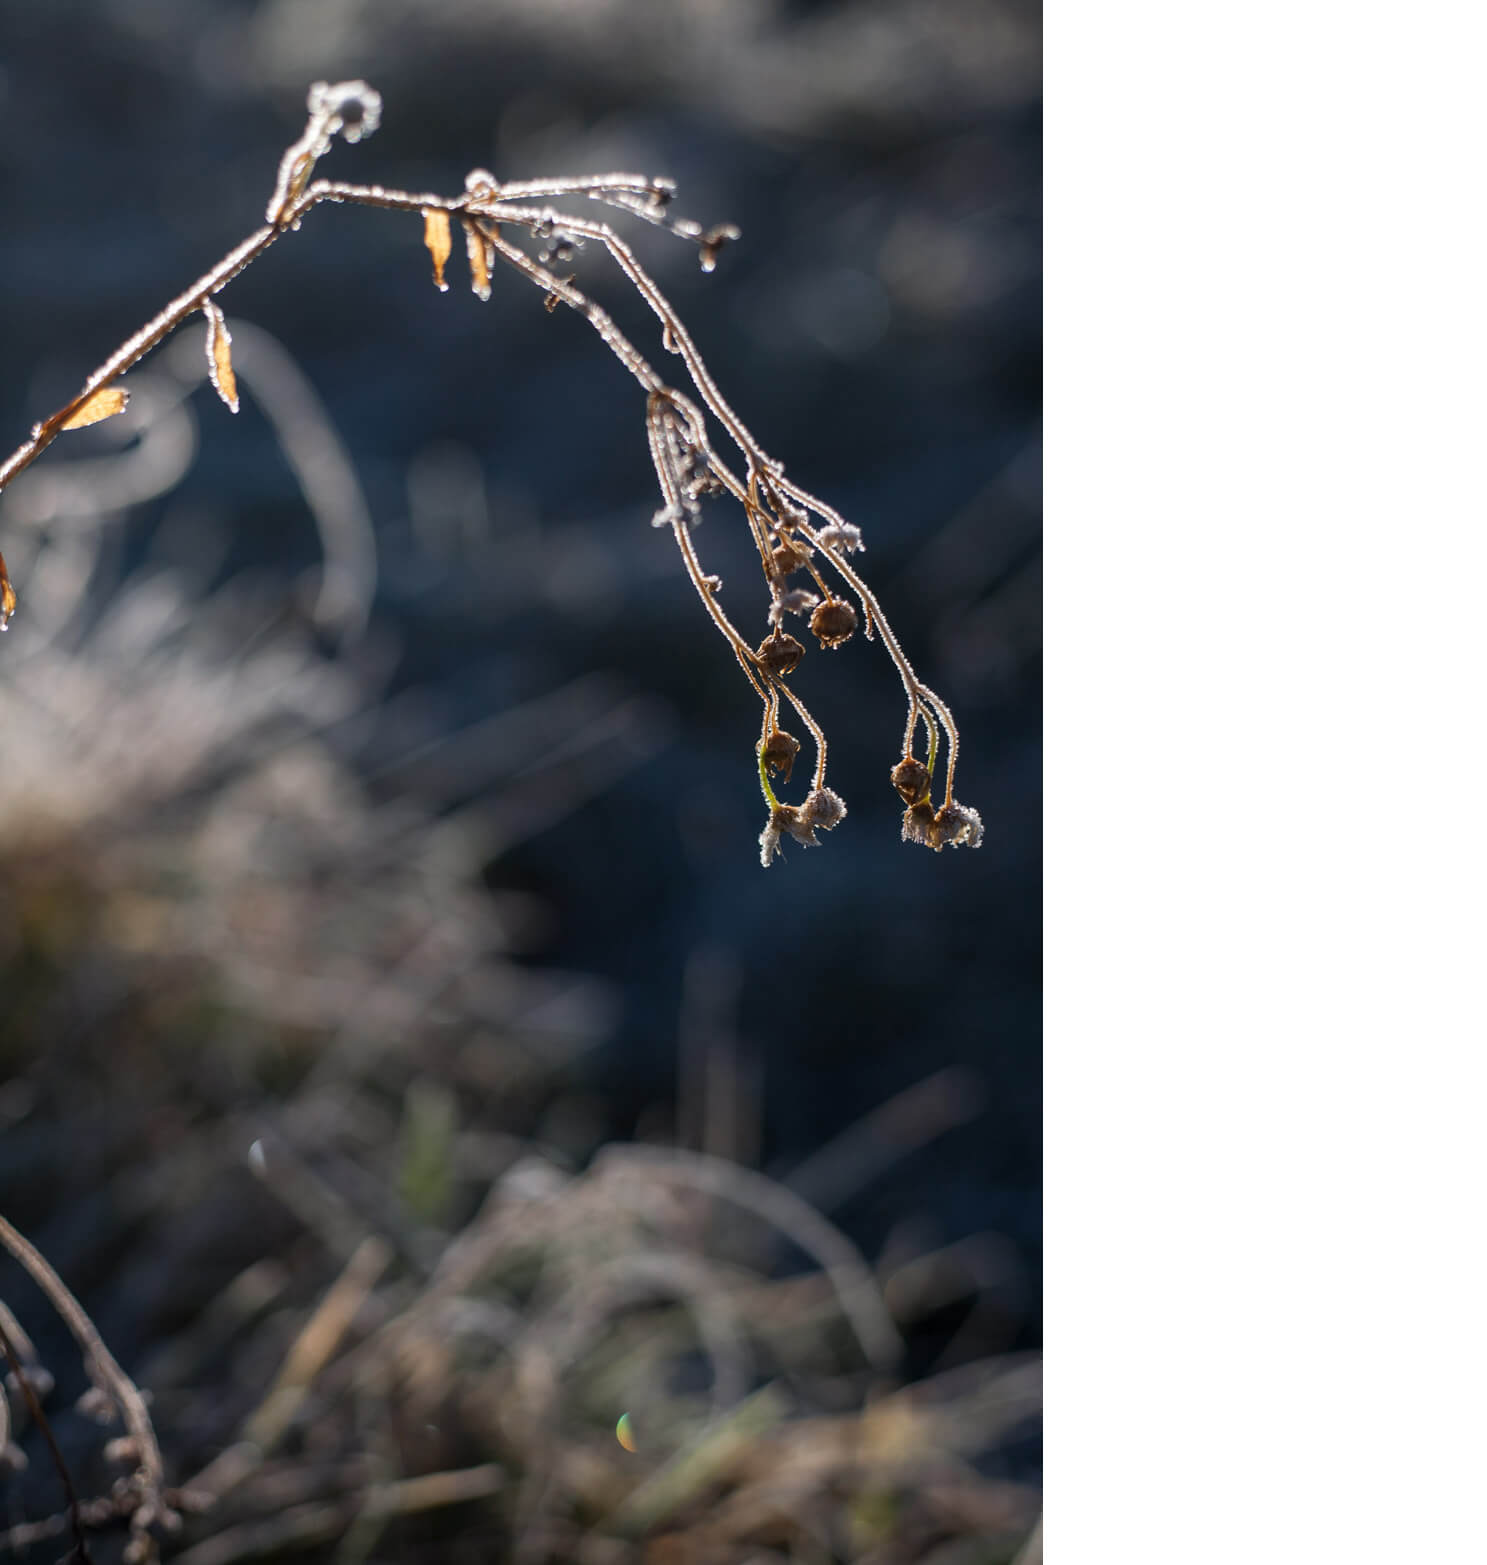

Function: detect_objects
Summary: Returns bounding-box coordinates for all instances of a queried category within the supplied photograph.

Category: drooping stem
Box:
[0,78,975,845]
[791,508,961,802]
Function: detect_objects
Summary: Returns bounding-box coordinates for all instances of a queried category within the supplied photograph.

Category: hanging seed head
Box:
[768,588,819,627]
[902,799,937,848]
[759,789,846,865]
[800,787,847,831]
[755,628,804,678]
[809,596,858,650]
[933,801,984,850]
[771,537,813,578]
[760,728,801,784]
[901,799,984,851]
[816,521,865,554]
[890,756,931,806]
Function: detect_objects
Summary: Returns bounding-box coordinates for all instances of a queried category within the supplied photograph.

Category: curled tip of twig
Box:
[307,80,382,144]
[698,224,741,273]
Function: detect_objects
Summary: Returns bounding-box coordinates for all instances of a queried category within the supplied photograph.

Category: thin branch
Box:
[0,77,979,855]
[0,1311,94,1565]
[0,1212,174,1543]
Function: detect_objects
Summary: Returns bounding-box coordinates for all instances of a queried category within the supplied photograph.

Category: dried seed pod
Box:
[901,799,985,851]
[816,521,865,554]
[760,728,801,783]
[768,588,820,627]
[810,596,858,650]
[800,787,846,831]
[890,756,931,805]
[759,813,787,866]
[771,537,813,577]
[759,786,848,865]
[901,800,938,848]
[755,628,804,678]
[933,801,984,850]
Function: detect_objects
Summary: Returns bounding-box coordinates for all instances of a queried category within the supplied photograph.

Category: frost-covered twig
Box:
[0,80,980,859]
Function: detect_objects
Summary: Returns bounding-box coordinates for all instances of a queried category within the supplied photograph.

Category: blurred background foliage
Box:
[0,1,1040,1559]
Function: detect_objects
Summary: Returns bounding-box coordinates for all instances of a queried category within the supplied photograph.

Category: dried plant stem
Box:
[793,513,962,801]
[0,226,276,498]
[483,204,765,471]
[0,79,980,854]
[593,1145,902,1372]
[0,1212,174,1543]
[167,1465,505,1565]
[0,1313,93,1565]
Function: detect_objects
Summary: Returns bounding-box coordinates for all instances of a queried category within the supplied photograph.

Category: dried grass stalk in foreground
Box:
[0,80,982,861]
[0,1213,178,1561]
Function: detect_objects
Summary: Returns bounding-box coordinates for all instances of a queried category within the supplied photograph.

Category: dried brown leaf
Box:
[203,300,240,413]
[60,386,129,431]
[0,548,15,632]
[462,218,491,302]
[423,208,452,292]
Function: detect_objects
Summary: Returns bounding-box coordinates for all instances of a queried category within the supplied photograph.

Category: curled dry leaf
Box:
[462,218,491,302]
[59,385,130,431]
[423,208,452,292]
[202,300,240,413]
[0,548,14,631]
